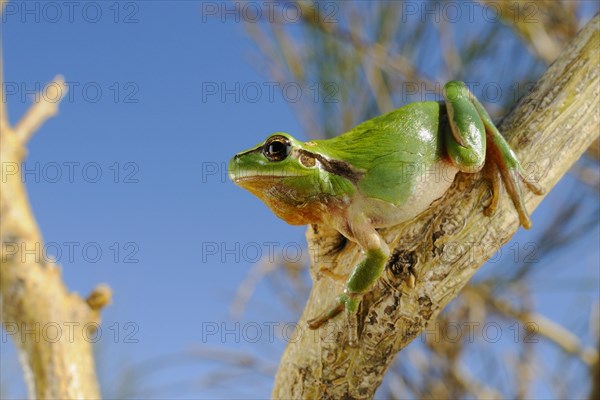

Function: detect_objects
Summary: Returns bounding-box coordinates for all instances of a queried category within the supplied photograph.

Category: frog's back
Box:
[314,101,452,208]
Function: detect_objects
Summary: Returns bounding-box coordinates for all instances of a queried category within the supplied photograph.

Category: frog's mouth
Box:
[232,173,287,181]
[228,169,302,185]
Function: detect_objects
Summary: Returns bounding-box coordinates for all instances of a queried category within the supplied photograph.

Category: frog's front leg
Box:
[443,81,545,229]
[307,213,389,348]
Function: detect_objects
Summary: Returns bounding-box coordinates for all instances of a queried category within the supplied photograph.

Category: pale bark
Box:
[272,14,600,399]
[0,2,111,396]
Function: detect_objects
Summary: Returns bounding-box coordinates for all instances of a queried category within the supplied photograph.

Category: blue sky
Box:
[1,2,309,397]
[1,2,598,399]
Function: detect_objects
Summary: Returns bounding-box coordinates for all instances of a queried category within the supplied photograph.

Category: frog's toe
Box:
[519,168,545,195]
[483,162,501,217]
[307,302,344,330]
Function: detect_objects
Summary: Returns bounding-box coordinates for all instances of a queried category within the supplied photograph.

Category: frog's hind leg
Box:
[442,81,487,174]
[471,94,545,229]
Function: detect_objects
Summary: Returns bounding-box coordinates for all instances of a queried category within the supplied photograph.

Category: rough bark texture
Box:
[0,8,111,396]
[272,14,599,399]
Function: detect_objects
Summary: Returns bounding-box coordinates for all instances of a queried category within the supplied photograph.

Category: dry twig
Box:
[0,2,110,397]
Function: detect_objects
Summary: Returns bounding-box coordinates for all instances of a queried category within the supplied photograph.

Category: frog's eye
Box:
[263,136,291,162]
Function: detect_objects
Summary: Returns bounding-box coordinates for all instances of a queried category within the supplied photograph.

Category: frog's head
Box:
[229,132,357,225]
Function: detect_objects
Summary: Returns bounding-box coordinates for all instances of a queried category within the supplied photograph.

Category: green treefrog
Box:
[229,81,544,347]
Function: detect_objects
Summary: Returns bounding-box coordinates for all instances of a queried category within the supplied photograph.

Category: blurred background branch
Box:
[0,1,111,397]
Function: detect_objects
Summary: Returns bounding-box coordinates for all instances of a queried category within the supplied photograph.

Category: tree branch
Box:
[272,14,600,399]
[13,76,67,144]
[468,285,598,367]
[0,5,111,396]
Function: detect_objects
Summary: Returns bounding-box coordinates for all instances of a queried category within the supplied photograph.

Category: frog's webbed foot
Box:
[483,161,501,217]
[448,80,546,228]
[520,168,545,196]
[307,302,344,330]
[306,293,360,347]
[307,288,368,349]
[485,130,546,229]
[307,268,350,330]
